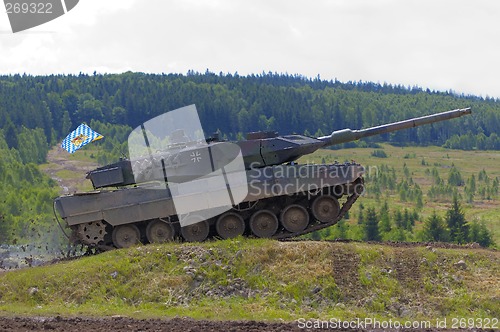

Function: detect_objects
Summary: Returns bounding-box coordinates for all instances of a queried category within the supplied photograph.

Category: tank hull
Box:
[55,163,365,248]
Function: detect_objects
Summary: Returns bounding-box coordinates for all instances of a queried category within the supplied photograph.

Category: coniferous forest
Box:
[0,71,499,246]
[2,71,500,157]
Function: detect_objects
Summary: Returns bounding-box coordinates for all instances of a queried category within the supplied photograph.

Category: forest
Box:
[1,71,500,161]
[0,71,498,245]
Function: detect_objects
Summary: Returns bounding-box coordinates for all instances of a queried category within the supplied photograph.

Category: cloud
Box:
[0,0,499,98]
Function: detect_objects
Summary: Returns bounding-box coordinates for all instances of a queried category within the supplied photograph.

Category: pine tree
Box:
[478,222,494,247]
[357,203,364,225]
[493,177,499,196]
[468,220,481,243]
[335,219,348,239]
[393,209,404,229]
[448,166,464,186]
[416,191,424,209]
[378,201,391,233]
[446,195,468,243]
[403,208,412,231]
[469,220,495,247]
[422,211,448,242]
[478,169,487,182]
[4,120,18,149]
[61,110,72,135]
[468,175,476,194]
[364,207,380,241]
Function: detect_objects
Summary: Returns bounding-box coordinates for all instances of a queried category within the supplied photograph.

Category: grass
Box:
[0,238,498,322]
[55,169,81,180]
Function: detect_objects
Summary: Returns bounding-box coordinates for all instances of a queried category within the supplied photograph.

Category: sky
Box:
[1,0,499,98]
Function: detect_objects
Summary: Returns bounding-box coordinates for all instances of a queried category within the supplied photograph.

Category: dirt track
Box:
[0,316,311,332]
[0,316,494,331]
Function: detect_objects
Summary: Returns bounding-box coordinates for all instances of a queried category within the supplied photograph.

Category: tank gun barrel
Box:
[318,108,471,146]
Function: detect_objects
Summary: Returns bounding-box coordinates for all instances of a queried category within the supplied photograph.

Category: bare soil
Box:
[0,316,319,332]
[0,316,493,331]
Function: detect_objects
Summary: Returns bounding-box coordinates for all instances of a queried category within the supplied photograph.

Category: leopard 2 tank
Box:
[54,106,471,248]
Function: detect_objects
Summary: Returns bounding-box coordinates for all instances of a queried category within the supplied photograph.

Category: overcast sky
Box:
[1,0,499,98]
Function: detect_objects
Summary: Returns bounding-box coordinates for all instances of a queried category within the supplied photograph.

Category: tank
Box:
[54,107,471,249]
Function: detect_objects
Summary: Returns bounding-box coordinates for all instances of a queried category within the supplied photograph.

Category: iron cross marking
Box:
[190,151,202,163]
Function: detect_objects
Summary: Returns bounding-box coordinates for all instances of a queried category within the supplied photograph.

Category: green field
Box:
[299,144,500,245]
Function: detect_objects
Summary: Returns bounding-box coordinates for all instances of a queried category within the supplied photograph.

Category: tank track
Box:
[68,178,364,250]
[272,181,362,240]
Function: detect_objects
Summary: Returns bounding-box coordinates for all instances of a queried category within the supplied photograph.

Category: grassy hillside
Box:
[40,146,98,195]
[0,239,497,324]
[300,144,500,245]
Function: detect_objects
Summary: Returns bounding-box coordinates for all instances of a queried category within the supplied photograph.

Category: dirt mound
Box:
[0,240,498,331]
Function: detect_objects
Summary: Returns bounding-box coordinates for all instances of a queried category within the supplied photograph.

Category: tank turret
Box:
[87,108,471,189]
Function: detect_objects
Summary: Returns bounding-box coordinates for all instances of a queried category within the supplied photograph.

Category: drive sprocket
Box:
[77,221,107,245]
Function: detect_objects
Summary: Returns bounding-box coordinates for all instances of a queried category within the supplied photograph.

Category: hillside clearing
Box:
[40,146,99,194]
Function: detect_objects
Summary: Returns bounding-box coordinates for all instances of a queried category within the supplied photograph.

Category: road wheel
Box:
[311,195,340,223]
[112,224,141,248]
[146,219,175,243]
[216,212,245,239]
[249,209,278,238]
[280,204,309,232]
[181,216,210,242]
